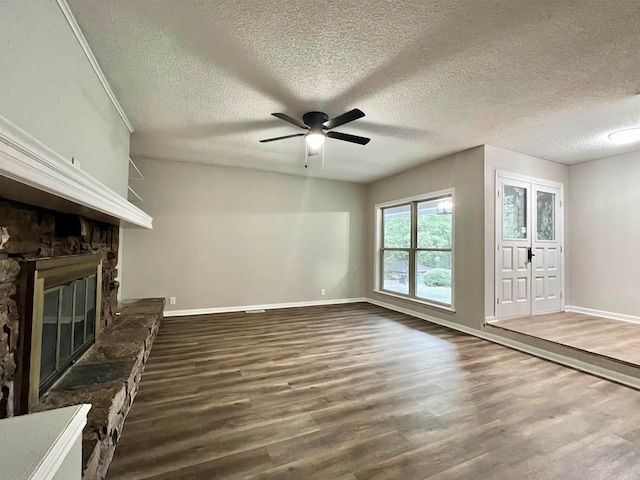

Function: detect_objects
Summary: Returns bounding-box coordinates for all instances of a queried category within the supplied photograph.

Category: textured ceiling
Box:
[68,0,640,183]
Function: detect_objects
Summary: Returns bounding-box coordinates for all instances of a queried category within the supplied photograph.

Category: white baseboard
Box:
[565,305,640,325]
[484,316,497,324]
[163,297,368,317]
[366,298,640,390]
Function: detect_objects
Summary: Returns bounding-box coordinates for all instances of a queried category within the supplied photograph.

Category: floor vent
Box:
[245,309,266,314]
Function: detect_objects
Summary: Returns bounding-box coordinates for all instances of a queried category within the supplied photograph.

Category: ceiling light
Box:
[305,132,325,150]
[608,128,640,145]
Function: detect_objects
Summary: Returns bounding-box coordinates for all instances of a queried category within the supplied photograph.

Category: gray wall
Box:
[366,147,486,329]
[122,159,366,311]
[568,150,640,317]
[483,145,569,320]
[0,0,130,197]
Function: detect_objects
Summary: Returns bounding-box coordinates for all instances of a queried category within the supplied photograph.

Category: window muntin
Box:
[380,194,453,308]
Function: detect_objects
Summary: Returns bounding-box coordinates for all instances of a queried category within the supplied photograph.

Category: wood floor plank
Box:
[495,312,640,365]
[107,303,640,479]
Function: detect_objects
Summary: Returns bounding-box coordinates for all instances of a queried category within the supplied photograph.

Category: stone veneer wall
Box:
[0,198,120,418]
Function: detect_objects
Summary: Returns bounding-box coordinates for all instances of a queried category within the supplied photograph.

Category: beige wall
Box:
[122,159,366,311]
[567,150,640,317]
[0,0,130,197]
[483,145,569,320]
[366,147,486,329]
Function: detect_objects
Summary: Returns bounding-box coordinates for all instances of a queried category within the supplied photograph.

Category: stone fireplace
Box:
[0,198,119,418]
[0,108,156,477]
[15,253,102,414]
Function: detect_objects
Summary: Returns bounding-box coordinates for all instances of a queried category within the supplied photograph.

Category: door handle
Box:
[527,247,536,263]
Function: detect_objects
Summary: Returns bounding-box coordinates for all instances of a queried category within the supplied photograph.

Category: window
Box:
[378,192,454,308]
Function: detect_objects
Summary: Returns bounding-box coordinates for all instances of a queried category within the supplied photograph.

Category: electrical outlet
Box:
[321,289,326,296]
[169,297,176,305]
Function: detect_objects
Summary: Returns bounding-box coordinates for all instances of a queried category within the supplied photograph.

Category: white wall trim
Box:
[366,298,640,390]
[33,404,91,480]
[0,404,90,480]
[495,169,565,189]
[484,316,497,324]
[55,0,134,133]
[0,114,152,229]
[373,187,456,210]
[163,297,368,317]
[565,305,640,325]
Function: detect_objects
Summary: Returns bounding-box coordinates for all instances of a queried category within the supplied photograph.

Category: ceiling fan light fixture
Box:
[305,132,325,150]
[608,127,640,145]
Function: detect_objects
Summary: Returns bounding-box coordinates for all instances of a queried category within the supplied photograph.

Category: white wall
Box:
[0,0,130,197]
[483,145,569,320]
[366,147,486,329]
[122,159,366,311]
[568,150,640,317]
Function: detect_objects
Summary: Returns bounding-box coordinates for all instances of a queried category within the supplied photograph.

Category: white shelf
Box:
[128,157,143,180]
[127,186,143,203]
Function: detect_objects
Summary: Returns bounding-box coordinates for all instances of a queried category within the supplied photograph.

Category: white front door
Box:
[496,173,563,319]
[531,184,562,314]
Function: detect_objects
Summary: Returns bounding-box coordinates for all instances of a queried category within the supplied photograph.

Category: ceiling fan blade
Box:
[323,109,365,129]
[259,133,305,143]
[271,113,309,130]
[326,131,371,145]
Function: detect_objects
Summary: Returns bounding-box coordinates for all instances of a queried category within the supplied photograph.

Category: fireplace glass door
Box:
[39,274,97,391]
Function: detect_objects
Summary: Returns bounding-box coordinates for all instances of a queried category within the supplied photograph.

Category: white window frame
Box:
[374,188,455,312]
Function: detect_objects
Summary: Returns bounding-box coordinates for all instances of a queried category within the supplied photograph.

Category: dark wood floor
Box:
[494,311,640,366]
[107,303,640,480]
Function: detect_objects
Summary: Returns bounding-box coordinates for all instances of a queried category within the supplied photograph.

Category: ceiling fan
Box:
[259,109,370,156]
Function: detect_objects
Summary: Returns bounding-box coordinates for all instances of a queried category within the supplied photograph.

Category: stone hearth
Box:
[35,298,164,480]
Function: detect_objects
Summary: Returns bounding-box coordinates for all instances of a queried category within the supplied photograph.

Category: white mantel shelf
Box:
[0,404,91,480]
[0,113,152,229]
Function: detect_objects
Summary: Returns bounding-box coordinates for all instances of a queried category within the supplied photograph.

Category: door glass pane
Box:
[59,284,74,366]
[382,250,409,295]
[383,204,411,248]
[40,290,59,385]
[86,275,97,340]
[503,185,527,239]
[74,278,86,351]
[417,198,452,249]
[537,191,555,241]
[416,251,452,305]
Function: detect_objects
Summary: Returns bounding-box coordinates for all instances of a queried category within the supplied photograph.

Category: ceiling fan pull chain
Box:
[305,143,309,168]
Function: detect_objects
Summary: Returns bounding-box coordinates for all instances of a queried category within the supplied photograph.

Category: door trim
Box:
[494,170,565,320]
